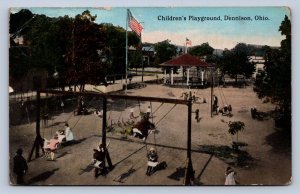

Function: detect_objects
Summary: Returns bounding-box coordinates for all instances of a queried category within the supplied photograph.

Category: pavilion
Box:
[160,53,215,87]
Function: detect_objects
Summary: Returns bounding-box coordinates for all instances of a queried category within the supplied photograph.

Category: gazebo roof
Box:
[160,53,211,67]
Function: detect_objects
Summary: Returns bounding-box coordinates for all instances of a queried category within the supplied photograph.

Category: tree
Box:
[101,23,140,76]
[188,42,214,57]
[154,40,177,65]
[9,9,35,37]
[220,43,255,83]
[154,40,177,73]
[254,15,291,129]
[129,49,143,74]
[9,9,141,91]
[227,121,245,143]
[9,9,35,89]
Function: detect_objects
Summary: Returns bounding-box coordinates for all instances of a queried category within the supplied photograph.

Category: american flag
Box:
[186,38,192,46]
[128,9,143,37]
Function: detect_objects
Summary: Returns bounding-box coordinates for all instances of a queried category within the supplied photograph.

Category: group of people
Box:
[101,106,156,141]
[180,90,200,102]
[212,95,233,116]
[43,123,74,160]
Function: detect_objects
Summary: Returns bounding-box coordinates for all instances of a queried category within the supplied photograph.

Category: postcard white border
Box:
[1,0,299,194]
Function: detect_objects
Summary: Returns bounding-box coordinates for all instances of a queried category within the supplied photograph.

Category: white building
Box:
[249,56,265,79]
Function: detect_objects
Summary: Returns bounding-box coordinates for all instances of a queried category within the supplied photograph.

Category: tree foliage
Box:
[154,40,177,65]
[254,15,291,128]
[228,121,245,143]
[188,42,214,57]
[220,43,256,83]
[9,9,141,91]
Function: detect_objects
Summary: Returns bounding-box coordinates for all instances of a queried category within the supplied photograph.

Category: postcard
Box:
[9,7,291,186]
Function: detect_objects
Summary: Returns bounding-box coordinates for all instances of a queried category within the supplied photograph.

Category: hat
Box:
[226,166,234,174]
[150,147,155,151]
[16,148,23,155]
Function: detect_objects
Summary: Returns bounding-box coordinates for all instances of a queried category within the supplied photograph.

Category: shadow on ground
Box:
[265,129,291,155]
[114,167,137,183]
[197,144,254,167]
[167,167,185,181]
[27,168,59,184]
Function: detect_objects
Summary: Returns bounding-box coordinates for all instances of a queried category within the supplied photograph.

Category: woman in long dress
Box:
[225,166,237,185]
[64,123,74,141]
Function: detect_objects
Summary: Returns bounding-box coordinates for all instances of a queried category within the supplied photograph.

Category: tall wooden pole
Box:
[211,69,214,118]
[28,89,44,162]
[125,9,129,94]
[187,95,192,159]
[102,97,107,146]
[101,97,113,170]
[184,96,194,185]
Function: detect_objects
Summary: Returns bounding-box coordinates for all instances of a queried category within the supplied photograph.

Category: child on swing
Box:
[146,147,159,176]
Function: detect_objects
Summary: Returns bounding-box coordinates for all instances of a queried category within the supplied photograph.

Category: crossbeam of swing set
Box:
[39,89,189,105]
[31,89,194,185]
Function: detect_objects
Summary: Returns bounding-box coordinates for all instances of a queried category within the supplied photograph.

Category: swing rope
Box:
[219,86,228,105]
[155,104,177,127]
[150,101,157,153]
[152,102,164,115]
[138,100,141,114]
[217,87,225,107]
[69,95,94,130]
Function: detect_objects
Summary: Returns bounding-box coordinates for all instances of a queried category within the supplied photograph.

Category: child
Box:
[225,166,237,185]
[93,144,106,178]
[64,123,74,142]
[146,147,159,176]
[44,136,60,160]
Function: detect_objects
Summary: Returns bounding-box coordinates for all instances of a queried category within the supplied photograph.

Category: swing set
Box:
[28,89,195,185]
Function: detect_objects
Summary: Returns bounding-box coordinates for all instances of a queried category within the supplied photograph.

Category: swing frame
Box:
[29,89,195,185]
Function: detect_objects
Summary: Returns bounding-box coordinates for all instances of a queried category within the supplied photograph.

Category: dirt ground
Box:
[9,84,291,185]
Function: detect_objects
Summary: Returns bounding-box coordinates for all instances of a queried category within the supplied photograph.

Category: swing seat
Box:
[148,161,159,167]
[93,160,104,169]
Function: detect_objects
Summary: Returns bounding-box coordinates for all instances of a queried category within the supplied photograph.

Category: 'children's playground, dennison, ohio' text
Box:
[157,15,270,22]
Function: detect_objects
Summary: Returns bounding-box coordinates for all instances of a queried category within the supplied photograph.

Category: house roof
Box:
[160,53,212,67]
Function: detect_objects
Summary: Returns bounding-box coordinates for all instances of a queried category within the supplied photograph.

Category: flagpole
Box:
[185,38,187,54]
[125,9,128,94]
[141,26,143,83]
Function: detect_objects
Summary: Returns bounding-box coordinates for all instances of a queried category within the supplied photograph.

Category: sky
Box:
[10,7,290,49]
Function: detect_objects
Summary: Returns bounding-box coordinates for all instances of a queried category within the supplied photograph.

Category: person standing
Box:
[225,166,237,185]
[13,148,28,185]
[64,123,74,142]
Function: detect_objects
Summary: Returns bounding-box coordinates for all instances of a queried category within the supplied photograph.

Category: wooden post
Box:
[187,68,190,86]
[171,68,174,85]
[102,97,107,146]
[164,68,167,84]
[27,89,44,162]
[211,69,214,118]
[101,97,113,170]
[184,97,194,185]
